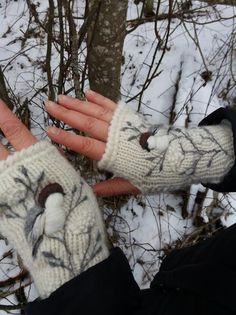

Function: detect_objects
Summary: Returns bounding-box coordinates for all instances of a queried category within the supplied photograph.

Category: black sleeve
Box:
[198,107,236,192]
[25,248,142,315]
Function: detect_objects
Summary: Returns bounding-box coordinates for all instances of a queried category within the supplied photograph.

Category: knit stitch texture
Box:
[0,141,109,298]
[98,102,235,194]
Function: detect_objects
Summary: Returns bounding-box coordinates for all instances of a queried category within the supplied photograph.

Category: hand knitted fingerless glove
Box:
[98,102,235,194]
[0,141,109,298]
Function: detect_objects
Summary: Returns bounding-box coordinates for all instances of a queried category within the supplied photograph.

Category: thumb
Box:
[92,177,140,197]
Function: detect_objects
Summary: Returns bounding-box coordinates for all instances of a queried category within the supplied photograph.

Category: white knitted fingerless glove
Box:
[98,102,235,194]
[0,141,109,298]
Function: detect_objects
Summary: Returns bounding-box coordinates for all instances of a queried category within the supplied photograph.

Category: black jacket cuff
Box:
[199,107,236,192]
[25,248,141,315]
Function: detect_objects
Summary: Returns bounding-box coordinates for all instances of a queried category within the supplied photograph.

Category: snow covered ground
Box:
[118,0,236,288]
[0,0,235,312]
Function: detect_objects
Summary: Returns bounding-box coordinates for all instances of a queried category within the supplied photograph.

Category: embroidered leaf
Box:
[42,251,56,259]
[0,204,21,218]
[5,208,20,219]
[21,166,29,177]
[207,159,212,167]
[145,157,156,162]
[24,206,44,240]
[127,135,137,141]
[72,185,77,194]
[146,169,153,176]
[42,251,65,268]
[0,203,11,211]
[175,128,181,133]
[5,213,15,219]
[32,235,44,258]
[96,231,102,242]
[14,178,26,185]
[37,171,45,184]
[79,195,88,205]
[140,124,147,129]
[90,245,102,261]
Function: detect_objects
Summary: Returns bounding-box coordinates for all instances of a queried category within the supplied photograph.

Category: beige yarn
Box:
[98,102,235,194]
[0,141,109,298]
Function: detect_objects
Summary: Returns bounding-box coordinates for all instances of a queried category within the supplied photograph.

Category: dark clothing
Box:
[26,224,236,315]
[26,108,236,315]
[199,107,236,192]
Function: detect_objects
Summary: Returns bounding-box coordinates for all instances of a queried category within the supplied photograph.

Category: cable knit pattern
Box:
[0,141,109,298]
[98,102,235,194]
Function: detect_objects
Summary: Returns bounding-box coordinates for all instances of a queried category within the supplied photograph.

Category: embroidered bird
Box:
[24,183,65,257]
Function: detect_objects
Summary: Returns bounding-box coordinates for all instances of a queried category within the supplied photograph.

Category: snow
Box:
[0,0,235,311]
[117,0,236,289]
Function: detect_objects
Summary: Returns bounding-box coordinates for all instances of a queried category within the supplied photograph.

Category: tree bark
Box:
[143,0,155,17]
[87,0,128,102]
[0,66,14,110]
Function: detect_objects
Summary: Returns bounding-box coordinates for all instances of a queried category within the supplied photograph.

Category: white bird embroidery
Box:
[24,183,65,257]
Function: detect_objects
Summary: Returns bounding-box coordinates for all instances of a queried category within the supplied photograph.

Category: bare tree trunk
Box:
[0,66,14,110]
[87,0,128,102]
[143,0,155,17]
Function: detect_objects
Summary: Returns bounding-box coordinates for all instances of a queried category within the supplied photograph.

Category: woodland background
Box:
[0,0,235,313]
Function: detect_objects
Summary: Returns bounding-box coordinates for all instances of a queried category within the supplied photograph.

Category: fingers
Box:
[47,126,105,160]
[85,90,117,111]
[58,95,114,123]
[92,177,140,197]
[0,100,37,151]
[45,101,109,142]
[0,143,9,160]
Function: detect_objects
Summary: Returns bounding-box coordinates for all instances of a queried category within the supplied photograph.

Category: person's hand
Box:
[0,99,37,157]
[45,90,140,197]
[0,98,109,299]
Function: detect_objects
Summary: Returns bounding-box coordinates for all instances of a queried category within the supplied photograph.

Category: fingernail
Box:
[45,100,56,108]
[58,94,65,101]
[86,89,95,95]
[47,126,60,136]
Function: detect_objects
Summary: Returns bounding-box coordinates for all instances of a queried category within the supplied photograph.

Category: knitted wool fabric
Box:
[98,102,235,194]
[0,141,109,298]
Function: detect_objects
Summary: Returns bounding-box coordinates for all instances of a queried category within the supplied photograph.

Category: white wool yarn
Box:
[0,141,109,298]
[44,193,65,236]
[147,133,170,152]
[98,102,235,194]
